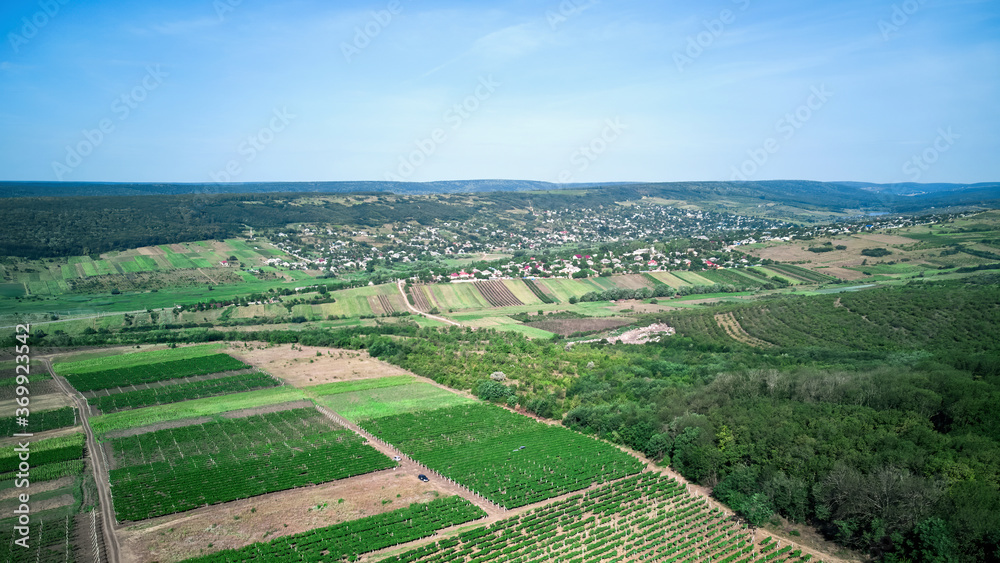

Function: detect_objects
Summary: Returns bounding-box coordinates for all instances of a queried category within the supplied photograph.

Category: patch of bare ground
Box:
[0,493,75,515]
[524,317,633,336]
[714,312,774,348]
[223,343,413,387]
[0,476,75,501]
[822,266,866,280]
[0,390,72,414]
[855,233,917,245]
[117,469,448,563]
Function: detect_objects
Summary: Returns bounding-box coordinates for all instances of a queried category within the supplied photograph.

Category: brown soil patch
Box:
[135,246,164,256]
[0,476,75,501]
[118,469,448,563]
[525,317,632,336]
[854,233,918,245]
[0,391,72,414]
[0,492,75,515]
[223,343,412,387]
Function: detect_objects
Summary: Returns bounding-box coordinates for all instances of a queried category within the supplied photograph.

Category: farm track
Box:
[42,357,120,563]
[714,312,775,348]
[397,281,461,327]
[474,280,523,308]
[315,405,502,518]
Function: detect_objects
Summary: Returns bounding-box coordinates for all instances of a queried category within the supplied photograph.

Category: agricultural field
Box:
[647,271,694,287]
[474,280,525,307]
[536,278,606,302]
[521,278,557,303]
[0,238,291,296]
[62,353,250,392]
[360,403,645,509]
[181,495,486,563]
[106,407,396,521]
[0,405,76,436]
[89,386,307,436]
[378,473,810,563]
[53,343,225,376]
[87,371,281,413]
[321,382,475,421]
[224,344,414,387]
[425,283,492,311]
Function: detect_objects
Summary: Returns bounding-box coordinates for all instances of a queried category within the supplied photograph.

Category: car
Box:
[418,474,429,482]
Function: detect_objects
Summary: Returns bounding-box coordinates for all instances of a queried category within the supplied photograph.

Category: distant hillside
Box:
[0,180,624,198]
[1,180,998,258]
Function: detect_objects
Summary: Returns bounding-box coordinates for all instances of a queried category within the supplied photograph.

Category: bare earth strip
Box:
[224,343,415,387]
[714,312,775,348]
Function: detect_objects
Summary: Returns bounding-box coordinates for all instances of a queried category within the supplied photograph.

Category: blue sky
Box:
[1,0,997,184]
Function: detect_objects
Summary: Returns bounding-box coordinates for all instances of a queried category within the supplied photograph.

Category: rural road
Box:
[43,358,120,563]
[314,405,503,518]
[396,281,462,327]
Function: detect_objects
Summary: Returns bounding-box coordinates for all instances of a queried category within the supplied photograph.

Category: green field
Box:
[321,382,475,421]
[360,403,645,509]
[305,375,415,395]
[89,386,307,437]
[108,407,394,521]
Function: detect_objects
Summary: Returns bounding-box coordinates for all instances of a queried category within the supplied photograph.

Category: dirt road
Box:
[396,280,462,327]
[43,358,120,563]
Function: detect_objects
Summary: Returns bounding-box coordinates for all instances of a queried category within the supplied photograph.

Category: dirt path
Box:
[397,280,462,327]
[196,268,218,284]
[314,405,503,518]
[43,358,119,563]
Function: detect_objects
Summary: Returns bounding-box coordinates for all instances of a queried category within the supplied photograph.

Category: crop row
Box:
[108,408,395,520]
[181,496,487,562]
[766,264,835,283]
[88,371,279,413]
[0,513,75,563]
[110,429,393,521]
[0,433,84,472]
[380,473,808,563]
[0,406,76,436]
[53,343,224,375]
[65,353,250,392]
[522,279,555,303]
[475,280,524,307]
[109,407,339,468]
[360,403,644,509]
